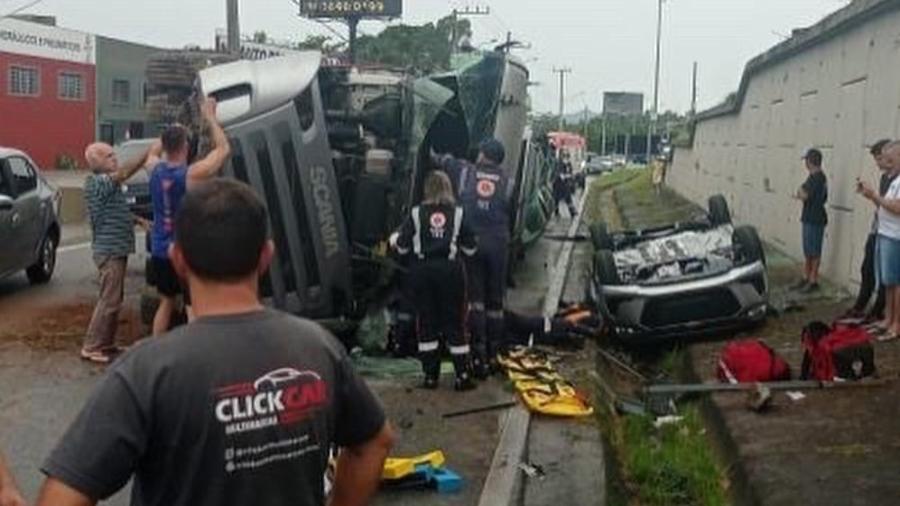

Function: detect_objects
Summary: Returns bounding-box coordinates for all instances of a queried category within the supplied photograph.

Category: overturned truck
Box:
[141,50,553,328]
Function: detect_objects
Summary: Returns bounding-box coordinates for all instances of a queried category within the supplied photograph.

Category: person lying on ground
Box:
[37,179,394,506]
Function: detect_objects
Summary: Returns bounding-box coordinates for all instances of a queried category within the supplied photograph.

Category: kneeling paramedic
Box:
[392,172,478,391]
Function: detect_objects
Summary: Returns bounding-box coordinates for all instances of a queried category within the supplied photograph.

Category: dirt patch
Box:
[0,302,144,351]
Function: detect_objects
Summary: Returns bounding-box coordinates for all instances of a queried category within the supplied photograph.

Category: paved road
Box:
[0,236,147,505]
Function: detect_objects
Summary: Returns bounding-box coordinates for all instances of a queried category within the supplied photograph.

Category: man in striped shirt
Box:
[82,141,160,364]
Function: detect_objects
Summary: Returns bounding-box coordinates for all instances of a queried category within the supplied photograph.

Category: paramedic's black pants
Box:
[466,237,509,366]
[409,260,468,378]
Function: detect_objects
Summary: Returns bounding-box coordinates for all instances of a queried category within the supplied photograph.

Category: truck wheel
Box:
[593,250,622,286]
[733,225,765,265]
[26,232,58,285]
[708,194,731,225]
[589,222,614,251]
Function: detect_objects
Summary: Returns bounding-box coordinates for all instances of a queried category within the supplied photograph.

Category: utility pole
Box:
[450,6,490,55]
[553,67,572,132]
[691,61,698,117]
[348,16,360,63]
[647,0,664,163]
[583,106,590,141]
[226,0,240,55]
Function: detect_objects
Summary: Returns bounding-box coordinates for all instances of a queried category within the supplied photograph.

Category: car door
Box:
[6,156,43,271]
[0,159,17,276]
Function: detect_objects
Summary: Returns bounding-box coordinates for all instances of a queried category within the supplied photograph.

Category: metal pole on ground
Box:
[647,0,664,163]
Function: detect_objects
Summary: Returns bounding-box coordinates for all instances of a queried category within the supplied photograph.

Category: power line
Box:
[0,0,46,20]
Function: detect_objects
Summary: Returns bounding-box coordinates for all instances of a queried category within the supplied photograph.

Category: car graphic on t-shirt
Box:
[253,368,322,391]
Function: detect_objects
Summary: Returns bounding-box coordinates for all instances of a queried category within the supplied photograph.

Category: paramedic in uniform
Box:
[458,139,511,377]
[392,172,478,391]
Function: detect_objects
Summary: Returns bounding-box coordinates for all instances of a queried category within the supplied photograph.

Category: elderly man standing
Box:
[81,141,160,364]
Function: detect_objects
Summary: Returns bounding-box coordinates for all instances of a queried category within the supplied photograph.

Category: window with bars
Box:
[9,66,39,96]
[112,79,130,104]
[58,72,84,100]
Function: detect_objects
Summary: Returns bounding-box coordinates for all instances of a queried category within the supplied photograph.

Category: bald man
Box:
[81,141,160,364]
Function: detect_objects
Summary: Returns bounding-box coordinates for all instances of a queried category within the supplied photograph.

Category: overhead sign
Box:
[0,17,95,65]
[298,0,402,19]
[603,92,644,117]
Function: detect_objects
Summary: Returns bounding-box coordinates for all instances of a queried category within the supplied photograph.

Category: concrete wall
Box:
[670,0,900,289]
[95,36,161,145]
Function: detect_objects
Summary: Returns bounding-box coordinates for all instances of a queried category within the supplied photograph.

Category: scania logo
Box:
[310,166,340,259]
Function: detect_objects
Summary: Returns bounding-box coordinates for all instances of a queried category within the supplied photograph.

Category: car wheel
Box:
[708,194,731,225]
[26,233,57,285]
[589,222,614,251]
[733,225,765,265]
[593,249,621,286]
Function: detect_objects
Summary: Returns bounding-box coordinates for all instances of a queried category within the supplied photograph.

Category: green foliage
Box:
[253,30,268,43]
[55,154,79,171]
[295,34,342,52]
[621,408,728,506]
[354,15,472,73]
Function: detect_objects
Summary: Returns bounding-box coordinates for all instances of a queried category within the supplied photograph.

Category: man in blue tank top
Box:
[150,98,232,334]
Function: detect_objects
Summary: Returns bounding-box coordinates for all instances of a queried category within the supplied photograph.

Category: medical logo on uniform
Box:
[429,211,447,239]
[477,179,497,198]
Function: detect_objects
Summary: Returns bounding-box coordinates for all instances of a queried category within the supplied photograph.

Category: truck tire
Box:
[733,225,765,266]
[593,250,621,286]
[589,222,614,251]
[708,194,731,225]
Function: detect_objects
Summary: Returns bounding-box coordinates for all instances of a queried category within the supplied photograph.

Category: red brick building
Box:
[0,17,95,169]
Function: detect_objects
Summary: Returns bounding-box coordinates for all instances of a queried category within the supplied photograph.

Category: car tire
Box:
[708,194,731,225]
[589,222,614,251]
[593,249,621,286]
[26,232,57,285]
[733,225,766,265]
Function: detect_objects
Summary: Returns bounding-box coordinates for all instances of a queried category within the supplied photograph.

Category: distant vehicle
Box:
[115,139,156,220]
[583,155,615,175]
[611,154,627,167]
[588,194,768,343]
[0,148,61,284]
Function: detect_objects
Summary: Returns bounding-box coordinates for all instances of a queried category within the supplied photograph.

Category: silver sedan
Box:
[0,147,61,284]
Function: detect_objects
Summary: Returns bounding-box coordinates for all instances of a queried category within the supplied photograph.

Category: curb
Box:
[477,183,594,506]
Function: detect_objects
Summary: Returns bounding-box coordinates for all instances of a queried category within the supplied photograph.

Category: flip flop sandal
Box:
[80,349,112,364]
[877,332,900,343]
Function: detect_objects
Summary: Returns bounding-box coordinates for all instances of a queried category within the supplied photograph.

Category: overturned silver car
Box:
[589,195,768,343]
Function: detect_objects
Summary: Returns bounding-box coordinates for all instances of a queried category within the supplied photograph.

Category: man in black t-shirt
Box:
[793,148,828,292]
[37,179,394,506]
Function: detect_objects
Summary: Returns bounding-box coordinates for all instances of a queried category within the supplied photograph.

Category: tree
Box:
[253,30,268,43]
[354,15,473,73]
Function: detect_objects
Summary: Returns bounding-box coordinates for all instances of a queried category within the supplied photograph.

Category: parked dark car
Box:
[0,148,61,284]
[589,194,768,343]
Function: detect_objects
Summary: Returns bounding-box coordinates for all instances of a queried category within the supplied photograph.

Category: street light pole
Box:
[647,0,664,163]
[553,67,572,132]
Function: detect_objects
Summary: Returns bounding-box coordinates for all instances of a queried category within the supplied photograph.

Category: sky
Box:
[7,0,852,114]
